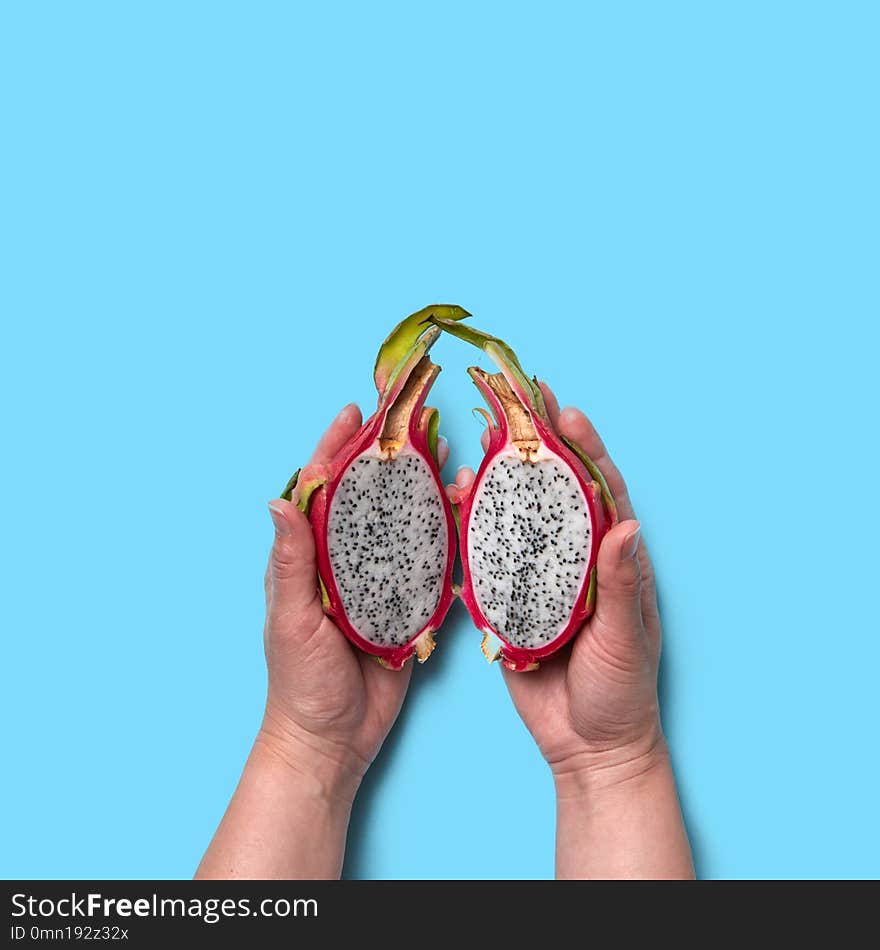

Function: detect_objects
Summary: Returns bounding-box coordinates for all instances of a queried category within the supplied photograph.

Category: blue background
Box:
[2,2,878,879]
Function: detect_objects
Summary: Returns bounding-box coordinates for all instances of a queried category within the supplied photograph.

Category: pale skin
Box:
[196,387,694,880]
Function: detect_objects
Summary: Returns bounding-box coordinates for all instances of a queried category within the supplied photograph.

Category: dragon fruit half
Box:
[282,305,469,670]
[431,317,618,672]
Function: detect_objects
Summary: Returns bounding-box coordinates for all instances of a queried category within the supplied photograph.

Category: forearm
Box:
[554,740,694,880]
[196,731,360,880]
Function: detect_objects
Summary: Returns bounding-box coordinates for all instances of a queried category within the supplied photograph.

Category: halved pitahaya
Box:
[281,306,468,670]
[430,318,618,672]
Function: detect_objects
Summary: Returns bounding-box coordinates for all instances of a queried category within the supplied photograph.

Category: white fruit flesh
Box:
[327,451,447,648]
[468,452,592,650]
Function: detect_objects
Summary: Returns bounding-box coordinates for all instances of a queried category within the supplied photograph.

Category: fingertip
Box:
[557,406,601,453]
[268,497,312,534]
[455,465,476,488]
[268,499,294,534]
[600,519,641,563]
[337,401,362,428]
[309,403,363,464]
[559,405,587,427]
[447,466,476,504]
[436,435,449,470]
[480,428,490,451]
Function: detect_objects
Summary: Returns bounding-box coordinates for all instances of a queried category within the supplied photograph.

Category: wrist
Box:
[255,706,368,809]
[551,729,695,880]
[197,715,358,880]
[551,725,670,801]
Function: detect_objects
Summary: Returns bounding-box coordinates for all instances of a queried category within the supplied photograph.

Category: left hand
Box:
[447,383,665,788]
[260,403,450,800]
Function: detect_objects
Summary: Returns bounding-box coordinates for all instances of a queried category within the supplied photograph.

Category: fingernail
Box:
[559,407,581,424]
[621,523,641,560]
[268,502,290,534]
[437,434,448,451]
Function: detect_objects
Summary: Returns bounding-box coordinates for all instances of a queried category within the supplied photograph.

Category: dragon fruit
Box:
[282,305,469,670]
[430,318,618,671]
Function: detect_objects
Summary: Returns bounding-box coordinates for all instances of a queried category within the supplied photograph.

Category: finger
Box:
[593,520,645,637]
[309,403,363,464]
[537,380,561,428]
[455,465,476,488]
[637,539,661,654]
[480,427,490,452]
[445,465,476,503]
[436,435,449,471]
[557,406,636,521]
[266,499,322,622]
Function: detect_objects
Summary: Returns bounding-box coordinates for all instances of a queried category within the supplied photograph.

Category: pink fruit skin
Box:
[452,374,616,672]
[296,364,456,671]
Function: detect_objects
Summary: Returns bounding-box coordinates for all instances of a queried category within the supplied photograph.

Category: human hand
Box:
[260,403,450,803]
[197,403,453,879]
[448,383,665,792]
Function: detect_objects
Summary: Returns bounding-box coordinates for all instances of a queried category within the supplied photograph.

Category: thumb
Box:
[266,499,321,617]
[594,520,644,636]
